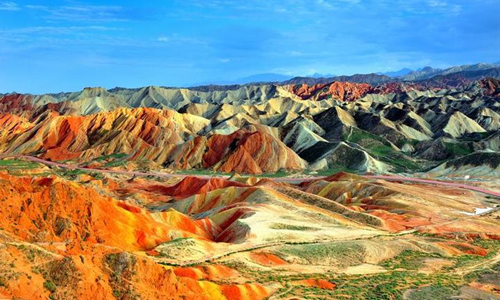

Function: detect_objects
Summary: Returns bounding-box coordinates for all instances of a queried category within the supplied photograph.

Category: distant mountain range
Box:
[401,63,500,81]
[188,62,500,88]
[377,68,413,78]
[190,73,294,86]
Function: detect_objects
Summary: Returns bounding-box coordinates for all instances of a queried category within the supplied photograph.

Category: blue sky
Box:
[0,0,499,93]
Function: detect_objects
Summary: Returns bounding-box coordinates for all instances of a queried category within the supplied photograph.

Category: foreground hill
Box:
[0,167,498,299]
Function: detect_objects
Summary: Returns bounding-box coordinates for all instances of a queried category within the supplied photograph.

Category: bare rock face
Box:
[480,78,500,97]
[0,107,209,162]
[441,112,486,138]
[415,139,449,161]
[204,129,307,174]
[0,94,34,116]
[288,81,373,101]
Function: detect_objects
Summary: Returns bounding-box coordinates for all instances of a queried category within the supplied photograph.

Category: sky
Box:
[0,0,499,93]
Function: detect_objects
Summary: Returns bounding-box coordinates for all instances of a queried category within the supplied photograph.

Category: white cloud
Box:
[317,0,334,9]
[23,4,131,22]
[427,0,447,7]
[157,34,207,46]
[157,36,171,42]
[0,1,20,11]
[288,51,303,56]
[24,5,48,10]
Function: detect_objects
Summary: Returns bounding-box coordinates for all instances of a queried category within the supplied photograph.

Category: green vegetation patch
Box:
[0,276,6,287]
[91,153,129,167]
[342,128,420,172]
[381,250,443,270]
[444,142,473,157]
[223,239,500,300]
[343,127,390,146]
[0,159,41,170]
[43,280,57,293]
[445,152,500,169]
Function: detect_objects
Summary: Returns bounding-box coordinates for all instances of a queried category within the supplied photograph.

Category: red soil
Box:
[480,78,500,97]
[289,81,373,101]
[174,265,239,280]
[250,252,288,266]
[294,279,336,290]
[148,177,248,199]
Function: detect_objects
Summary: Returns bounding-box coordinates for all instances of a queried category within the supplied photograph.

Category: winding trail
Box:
[4,154,500,198]
[364,174,500,198]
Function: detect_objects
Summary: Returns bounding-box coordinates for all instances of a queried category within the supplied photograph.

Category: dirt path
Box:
[7,154,499,226]
[365,174,500,198]
[456,251,500,275]
[4,154,500,198]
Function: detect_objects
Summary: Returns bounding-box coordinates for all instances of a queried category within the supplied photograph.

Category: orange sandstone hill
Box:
[170,129,306,174]
[0,173,271,300]
[0,167,499,298]
[0,107,305,174]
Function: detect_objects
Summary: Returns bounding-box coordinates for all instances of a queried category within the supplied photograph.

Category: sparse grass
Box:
[368,144,420,172]
[112,289,122,298]
[174,169,231,176]
[277,242,365,267]
[329,271,464,300]
[97,153,129,167]
[405,285,460,300]
[52,168,105,180]
[218,237,500,299]
[254,170,292,178]
[223,260,469,300]
[454,239,500,268]
[270,223,319,231]
[305,167,356,176]
[381,250,443,270]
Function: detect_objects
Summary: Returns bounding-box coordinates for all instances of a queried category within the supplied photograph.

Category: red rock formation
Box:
[205,129,306,174]
[288,81,373,101]
[250,252,288,266]
[294,279,336,290]
[144,177,249,199]
[0,108,305,174]
[480,78,500,97]
[0,107,196,162]
[170,128,306,174]
[0,94,34,116]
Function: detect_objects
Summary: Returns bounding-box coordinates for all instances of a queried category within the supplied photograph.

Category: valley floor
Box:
[0,161,499,299]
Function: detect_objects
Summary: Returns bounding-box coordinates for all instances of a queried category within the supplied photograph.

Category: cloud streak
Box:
[0,0,498,93]
[0,1,19,11]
